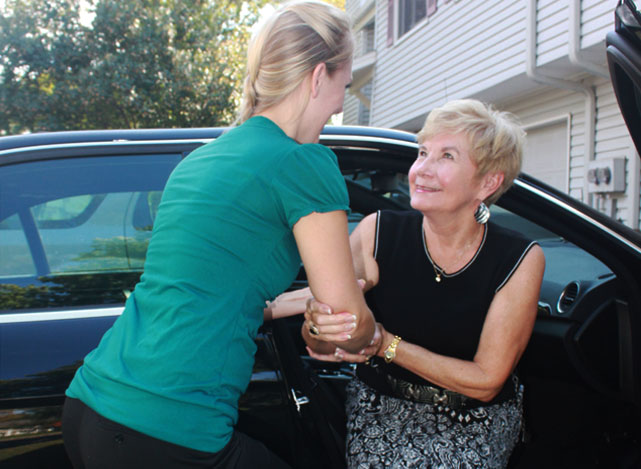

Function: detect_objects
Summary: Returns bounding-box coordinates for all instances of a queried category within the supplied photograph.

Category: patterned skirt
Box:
[345,377,523,469]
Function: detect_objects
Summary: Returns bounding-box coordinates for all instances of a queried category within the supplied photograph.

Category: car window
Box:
[0,153,182,311]
[490,201,612,317]
[490,205,558,241]
[0,213,34,277]
[344,169,411,233]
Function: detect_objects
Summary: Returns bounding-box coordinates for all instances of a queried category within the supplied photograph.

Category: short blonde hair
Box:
[237,1,353,123]
[417,99,526,205]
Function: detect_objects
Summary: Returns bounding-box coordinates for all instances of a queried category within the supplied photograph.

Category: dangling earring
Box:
[474,202,490,224]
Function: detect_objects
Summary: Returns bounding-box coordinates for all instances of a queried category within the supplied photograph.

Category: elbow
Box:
[475,388,501,403]
[468,377,507,403]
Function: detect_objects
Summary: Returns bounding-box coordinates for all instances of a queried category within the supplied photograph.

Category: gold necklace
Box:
[423,225,484,283]
[432,262,444,283]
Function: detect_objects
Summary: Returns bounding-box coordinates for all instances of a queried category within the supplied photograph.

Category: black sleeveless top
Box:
[357,210,537,403]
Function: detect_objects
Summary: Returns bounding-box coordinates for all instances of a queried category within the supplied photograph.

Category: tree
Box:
[323,0,345,9]
[0,0,267,133]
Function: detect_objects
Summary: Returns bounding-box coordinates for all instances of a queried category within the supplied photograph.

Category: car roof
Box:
[0,125,417,153]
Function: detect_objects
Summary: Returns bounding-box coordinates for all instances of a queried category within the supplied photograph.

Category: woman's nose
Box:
[416,156,433,174]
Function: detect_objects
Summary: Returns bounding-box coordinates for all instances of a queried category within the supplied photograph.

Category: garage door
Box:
[522,118,569,193]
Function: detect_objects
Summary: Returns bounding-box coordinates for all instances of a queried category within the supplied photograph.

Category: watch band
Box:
[383,335,402,363]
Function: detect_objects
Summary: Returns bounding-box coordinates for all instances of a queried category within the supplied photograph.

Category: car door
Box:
[608,0,641,158]
[0,145,184,467]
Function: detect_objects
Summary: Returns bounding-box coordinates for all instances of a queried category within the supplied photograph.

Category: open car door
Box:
[608,0,641,159]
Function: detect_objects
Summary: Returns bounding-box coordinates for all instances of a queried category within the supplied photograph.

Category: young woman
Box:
[61,2,374,467]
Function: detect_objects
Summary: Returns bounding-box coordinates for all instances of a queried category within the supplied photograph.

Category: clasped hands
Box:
[304,295,384,363]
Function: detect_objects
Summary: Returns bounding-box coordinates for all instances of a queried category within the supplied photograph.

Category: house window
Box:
[358,81,373,126]
[363,21,375,54]
[398,0,426,37]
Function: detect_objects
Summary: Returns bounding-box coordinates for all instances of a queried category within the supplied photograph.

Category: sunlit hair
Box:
[417,99,526,206]
[237,1,353,123]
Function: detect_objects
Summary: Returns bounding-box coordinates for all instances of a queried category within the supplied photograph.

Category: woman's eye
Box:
[443,152,454,159]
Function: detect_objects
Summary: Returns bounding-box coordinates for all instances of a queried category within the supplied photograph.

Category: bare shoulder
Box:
[500,242,545,297]
[520,243,545,274]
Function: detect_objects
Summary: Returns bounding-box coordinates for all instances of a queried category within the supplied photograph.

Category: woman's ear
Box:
[310,63,327,99]
[482,171,504,199]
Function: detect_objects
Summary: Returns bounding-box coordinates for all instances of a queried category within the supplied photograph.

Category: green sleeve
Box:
[271,143,350,228]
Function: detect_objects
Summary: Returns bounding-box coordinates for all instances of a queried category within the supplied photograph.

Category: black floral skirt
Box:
[345,377,523,468]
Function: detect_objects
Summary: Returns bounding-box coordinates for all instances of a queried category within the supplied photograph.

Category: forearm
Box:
[293,210,375,353]
[377,331,508,402]
[263,287,312,321]
[374,249,543,401]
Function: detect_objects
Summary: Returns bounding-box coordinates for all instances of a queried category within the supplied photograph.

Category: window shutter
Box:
[427,0,437,16]
[387,0,394,46]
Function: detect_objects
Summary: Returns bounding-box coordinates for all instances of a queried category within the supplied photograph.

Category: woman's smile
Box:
[414,184,439,193]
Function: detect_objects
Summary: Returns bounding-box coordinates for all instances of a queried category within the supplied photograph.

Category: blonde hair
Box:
[417,99,526,205]
[237,1,353,123]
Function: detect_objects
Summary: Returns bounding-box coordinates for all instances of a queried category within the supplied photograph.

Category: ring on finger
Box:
[309,323,320,336]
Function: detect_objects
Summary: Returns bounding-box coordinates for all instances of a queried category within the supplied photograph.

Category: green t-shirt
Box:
[66,116,350,452]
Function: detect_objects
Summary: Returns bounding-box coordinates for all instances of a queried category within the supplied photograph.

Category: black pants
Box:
[62,397,291,469]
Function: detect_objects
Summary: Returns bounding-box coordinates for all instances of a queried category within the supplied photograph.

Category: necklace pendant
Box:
[435,273,441,283]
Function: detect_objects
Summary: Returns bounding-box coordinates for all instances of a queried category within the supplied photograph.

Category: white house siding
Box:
[343,94,360,126]
[485,78,638,229]
[582,0,616,47]
[536,0,572,65]
[502,85,584,197]
[593,78,640,228]
[536,0,612,67]
[344,0,641,229]
[371,0,528,130]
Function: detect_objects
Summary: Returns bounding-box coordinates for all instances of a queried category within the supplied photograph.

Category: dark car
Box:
[2,4,641,468]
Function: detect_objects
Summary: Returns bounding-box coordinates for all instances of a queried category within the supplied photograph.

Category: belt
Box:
[384,372,474,409]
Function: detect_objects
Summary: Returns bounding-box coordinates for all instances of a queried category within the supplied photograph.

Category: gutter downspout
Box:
[526,0,596,207]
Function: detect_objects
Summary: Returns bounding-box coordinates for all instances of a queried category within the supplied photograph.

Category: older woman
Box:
[305,99,545,468]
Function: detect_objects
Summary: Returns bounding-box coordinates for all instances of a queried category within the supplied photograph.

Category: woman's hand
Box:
[304,298,357,342]
[303,279,367,342]
[306,322,383,363]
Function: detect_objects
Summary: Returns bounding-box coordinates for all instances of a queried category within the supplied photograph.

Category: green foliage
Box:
[0,283,51,309]
[0,0,267,133]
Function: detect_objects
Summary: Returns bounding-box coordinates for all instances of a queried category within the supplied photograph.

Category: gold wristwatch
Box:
[383,335,402,363]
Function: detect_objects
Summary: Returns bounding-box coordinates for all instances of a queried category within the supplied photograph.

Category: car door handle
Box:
[290,388,310,414]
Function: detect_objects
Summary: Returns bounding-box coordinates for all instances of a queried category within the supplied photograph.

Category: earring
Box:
[474,202,490,224]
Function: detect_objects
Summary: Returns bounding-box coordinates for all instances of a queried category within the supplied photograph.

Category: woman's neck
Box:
[255,80,319,143]
[422,215,485,274]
